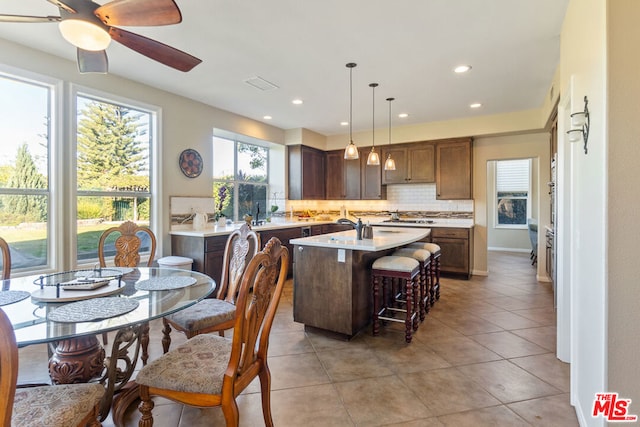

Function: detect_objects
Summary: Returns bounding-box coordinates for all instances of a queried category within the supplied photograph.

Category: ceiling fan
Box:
[0,0,202,73]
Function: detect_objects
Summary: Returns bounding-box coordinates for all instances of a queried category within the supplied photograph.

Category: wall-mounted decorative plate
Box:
[179,149,203,178]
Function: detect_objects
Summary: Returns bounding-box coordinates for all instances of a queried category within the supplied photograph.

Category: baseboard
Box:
[488,247,531,253]
[536,274,552,283]
[472,269,489,276]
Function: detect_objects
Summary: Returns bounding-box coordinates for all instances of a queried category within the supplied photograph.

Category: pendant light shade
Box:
[367,82,380,166]
[384,97,396,171]
[344,63,360,160]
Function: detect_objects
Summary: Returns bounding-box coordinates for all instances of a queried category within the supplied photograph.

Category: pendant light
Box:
[367,83,380,166]
[384,97,396,170]
[344,63,359,160]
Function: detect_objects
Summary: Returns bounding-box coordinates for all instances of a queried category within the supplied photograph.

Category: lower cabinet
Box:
[257,227,304,278]
[430,227,473,279]
[171,234,228,295]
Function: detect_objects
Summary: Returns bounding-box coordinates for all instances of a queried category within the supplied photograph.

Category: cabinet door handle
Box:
[298,247,304,252]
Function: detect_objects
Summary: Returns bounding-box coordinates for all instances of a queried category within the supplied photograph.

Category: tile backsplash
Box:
[286,183,473,214]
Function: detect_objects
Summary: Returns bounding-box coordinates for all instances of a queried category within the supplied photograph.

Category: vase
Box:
[217,217,226,227]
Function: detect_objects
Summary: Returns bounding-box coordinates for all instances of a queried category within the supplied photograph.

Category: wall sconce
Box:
[566,95,590,154]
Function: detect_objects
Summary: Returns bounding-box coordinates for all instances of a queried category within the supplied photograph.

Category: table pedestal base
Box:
[49,335,105,384]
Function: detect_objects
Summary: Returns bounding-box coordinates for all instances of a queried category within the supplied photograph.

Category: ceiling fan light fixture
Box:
[59,19,111,51]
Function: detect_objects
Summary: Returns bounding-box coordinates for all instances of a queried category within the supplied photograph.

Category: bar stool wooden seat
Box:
[407,242,441,305]
[371,255,420,343]
[392,247,432,321]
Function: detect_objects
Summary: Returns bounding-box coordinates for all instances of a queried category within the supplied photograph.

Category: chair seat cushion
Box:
[408,242,441,255]
[12,383,104,427]
[136,334,232,395]
[166,299,236,331]
[372,255,419,272]
[392,248,431,262]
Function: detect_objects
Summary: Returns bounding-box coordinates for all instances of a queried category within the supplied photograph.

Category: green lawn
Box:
[2,223,139,260]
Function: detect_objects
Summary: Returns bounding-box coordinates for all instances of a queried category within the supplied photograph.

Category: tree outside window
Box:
[213,136,269,221]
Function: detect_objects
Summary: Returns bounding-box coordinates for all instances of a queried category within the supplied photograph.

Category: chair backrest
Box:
[0,308,18,427]
[98,221,157,268]
[227,237,288,391]
[217,223,261,303]
[0,237,10,281]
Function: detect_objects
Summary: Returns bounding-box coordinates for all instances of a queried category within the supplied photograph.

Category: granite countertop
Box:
[169,216,474,238]
[289,227,430,251]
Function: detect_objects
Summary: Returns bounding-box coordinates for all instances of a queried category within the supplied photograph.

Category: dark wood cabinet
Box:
[361,147,387,200]
[435,138,472,200]
[325,150,360,200]
[258,227,303,278]
[381,142,435,184]
[171,234,228,293]
[430,227,473,279]
[288,145,325,200]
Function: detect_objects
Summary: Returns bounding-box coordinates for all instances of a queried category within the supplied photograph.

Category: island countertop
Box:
[290,227,430,251]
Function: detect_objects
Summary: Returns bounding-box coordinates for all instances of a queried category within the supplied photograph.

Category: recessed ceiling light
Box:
[470,103,482,109]
[340,121,349,126]
[292,99,303,105]
[263,115,272,120]
[398,113,409,118]
[454,65,472,73]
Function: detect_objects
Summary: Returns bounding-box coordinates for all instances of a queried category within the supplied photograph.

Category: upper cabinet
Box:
[360,147,387,200]
[325,150,361,199]
[288,145,325,200]
[380,142,435,184]
[435,138,473,200]
[324,147,386,200]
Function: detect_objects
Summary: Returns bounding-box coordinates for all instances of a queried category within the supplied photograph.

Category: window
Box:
[75,94,154,262]
[213,136,269,221]
[0,65,159,276]
[0,73,52,273]
[496,159,531,227]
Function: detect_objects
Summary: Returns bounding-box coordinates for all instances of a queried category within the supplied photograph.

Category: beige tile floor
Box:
[17,251,579,426]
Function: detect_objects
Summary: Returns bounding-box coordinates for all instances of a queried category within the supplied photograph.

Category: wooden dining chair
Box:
[161,223,260,352]
[98,221,157,270]
[0,236,10,281]
[98,221,157,363]
[0,308,105,427]
[136,237,289,427]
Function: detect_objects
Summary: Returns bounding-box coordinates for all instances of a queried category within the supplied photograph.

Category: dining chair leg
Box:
[140,322,150,366]
[161,318,172,354]
[138,386,154,427]
[259,365,275,427]
[221,394,240,426]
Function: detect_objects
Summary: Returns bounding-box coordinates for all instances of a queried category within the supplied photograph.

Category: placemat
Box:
[135,276,197,291]
[0,290,30,306]
[47,297,140,323]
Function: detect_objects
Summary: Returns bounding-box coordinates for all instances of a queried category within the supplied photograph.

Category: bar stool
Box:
[371,255,420,343]
[407,242,441,305]
[392,247,431,321]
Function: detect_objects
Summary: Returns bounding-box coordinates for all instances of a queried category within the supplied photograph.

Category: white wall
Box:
[559,0,607,425]
[607,0,640,415]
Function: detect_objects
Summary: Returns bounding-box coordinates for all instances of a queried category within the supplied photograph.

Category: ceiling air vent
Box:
[244,76,279,91]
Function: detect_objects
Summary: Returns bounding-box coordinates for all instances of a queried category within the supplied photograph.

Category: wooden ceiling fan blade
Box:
[109,27,201,72]
[95,0,181,27]
[77,48,109,74]
[0,14,61,23]
[46,0,77,14]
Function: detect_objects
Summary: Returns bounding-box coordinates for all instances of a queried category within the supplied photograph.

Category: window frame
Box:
[70,84,162,269]
[212,135,270,222]
[494,158,532,229]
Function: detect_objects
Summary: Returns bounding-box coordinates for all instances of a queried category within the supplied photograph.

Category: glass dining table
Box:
[0,266,216,422]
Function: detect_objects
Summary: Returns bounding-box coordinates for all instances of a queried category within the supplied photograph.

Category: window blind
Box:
[497,159,530,192]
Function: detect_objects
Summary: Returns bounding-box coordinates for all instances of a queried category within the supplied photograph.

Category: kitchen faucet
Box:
[254,203,261,226]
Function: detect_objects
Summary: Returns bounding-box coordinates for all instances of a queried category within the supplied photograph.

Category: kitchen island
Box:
[290,227,430,339]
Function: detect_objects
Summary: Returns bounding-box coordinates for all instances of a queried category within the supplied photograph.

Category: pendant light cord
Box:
[387,97,394,145]
[349,65,354,144]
